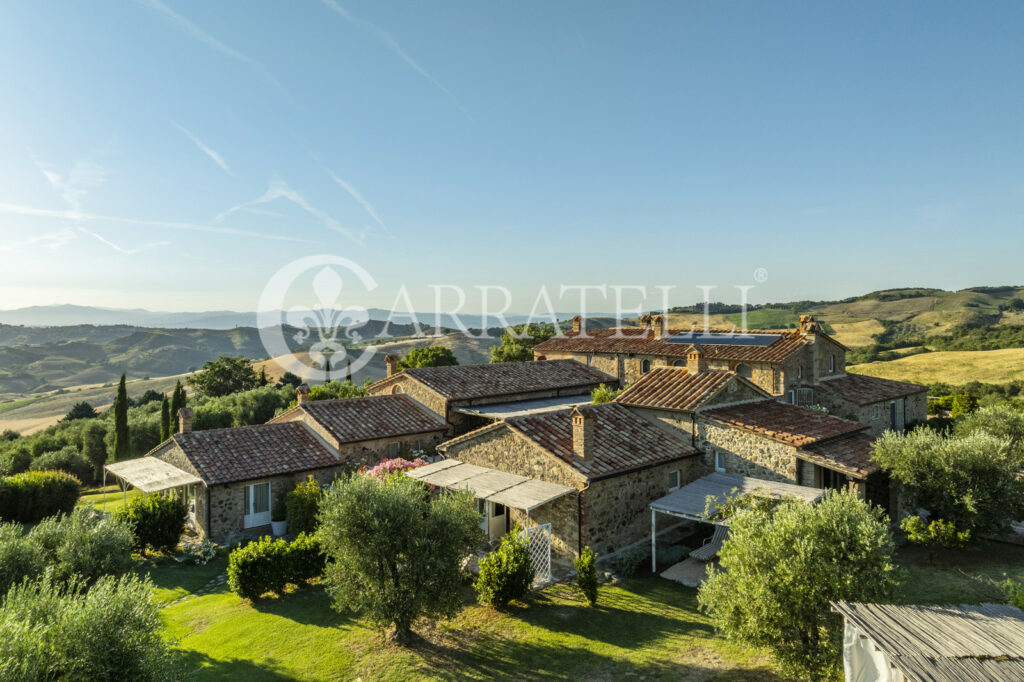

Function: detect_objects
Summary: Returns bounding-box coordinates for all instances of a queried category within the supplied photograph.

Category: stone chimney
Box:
[639,313,653,330]
[651,314,666,338]
[571,315,583,334]
[296,383,310,404]
[571,406,593,461]
[385,354,399,378]
[799,314,819,334]
[687,345,708,373]
[177,407,193,433]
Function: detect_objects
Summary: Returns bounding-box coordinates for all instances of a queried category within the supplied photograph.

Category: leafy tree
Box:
[308,380,369,402]
[0,445,30,477]
[0,430,19,442]
[63,401,97,422]
[574,546,599,606]
[476,529,534,609]
[113,374,130,462]
[286,475,324,535]
[698,490,899,680]
[490,323,556,363]
[31,445,93,483]
[159,396,171,441]
[872,428,1024,535]
[169,380,186,432]
[950,392,978,418]
[278,371,303,389]
[258,366,269,387]
[81,422,108,481]
[591,384,622,404]
[134,389,164,407]
[954,404,1024,454]
[398,346,458,369]
[186,356,259,397]
[318,473,481,643]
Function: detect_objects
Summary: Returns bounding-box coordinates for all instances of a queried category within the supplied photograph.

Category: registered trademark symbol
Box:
[753,267,769,283]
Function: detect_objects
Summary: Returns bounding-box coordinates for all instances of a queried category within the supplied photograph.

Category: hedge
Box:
[285,476,323,535]
[29,446,93,484]
[227,533,324,601]
[115,493,187,552]
[0,470,81,523]
[475,529,534,608]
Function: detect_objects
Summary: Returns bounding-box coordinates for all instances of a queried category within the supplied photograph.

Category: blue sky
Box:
[0,1,1022,313]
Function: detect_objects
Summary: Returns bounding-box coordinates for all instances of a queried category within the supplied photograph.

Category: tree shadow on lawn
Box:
[175,649,295,681]
[248,584,354,628]
[407,627,780,681]
[137,555,229,600]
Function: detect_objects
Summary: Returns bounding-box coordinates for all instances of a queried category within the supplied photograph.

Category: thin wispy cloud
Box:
[77,228,170,255]
[134,0,288,94]
[34,160,108,210]
[0,228,77,253]
[174,123,232,175]
[319,0,472,120]
[0,201,314,245]
[215,179,366,243]
[327,170,390,236]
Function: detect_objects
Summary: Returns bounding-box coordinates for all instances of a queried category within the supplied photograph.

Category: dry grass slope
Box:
[848,347,1024,385]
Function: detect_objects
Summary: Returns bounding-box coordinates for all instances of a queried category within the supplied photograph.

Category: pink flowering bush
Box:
[363,457,426,480]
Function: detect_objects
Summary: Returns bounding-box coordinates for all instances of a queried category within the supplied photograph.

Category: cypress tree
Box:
[325,357,331,381]
[160,395,171,441]
[170,380,185,433]
[344,357,352,382]
[112,373,130,461]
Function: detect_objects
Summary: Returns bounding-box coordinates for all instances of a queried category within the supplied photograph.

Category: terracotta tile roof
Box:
[816,373,927,406]
[385,360,614,401]
[800,432,880,478]
[533,327,807,363]
[173,422,338,485]
[613,367,768,412]
[701,399,867,446]
[292,395,446,443]
[506,403,701,479]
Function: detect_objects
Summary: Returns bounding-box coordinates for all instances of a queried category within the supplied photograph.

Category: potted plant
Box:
[271,486,288,536]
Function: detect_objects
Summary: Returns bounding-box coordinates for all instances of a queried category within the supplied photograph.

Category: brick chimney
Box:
[177,407,193,433]
[571,315,583,334]
[296,383,310,404]
[384,354,399,378]
[571,406,593,461]
[687,345,707,373]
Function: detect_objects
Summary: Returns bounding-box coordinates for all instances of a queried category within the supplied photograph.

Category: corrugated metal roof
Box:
[453,394,593,419]
[649,471,824,521]
[406,458,574,511]
[833,601,1024,682]
[105,457,202,492]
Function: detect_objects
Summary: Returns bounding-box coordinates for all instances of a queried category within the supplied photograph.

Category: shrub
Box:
[901,516,970,556]
[0,470,81,523]
[227,535,290,600]
[698,490,899,680]
[1003,578,1024,610]
[476,529,534,609]
[574,546,598,606]
[115,493,188,552]
[286,475,324,535]
[591,383,622,404]
[363,457,426,480]
[182,537,218,566]
[0,445,30,477]
[30,507,135,586]
[613,545,646,576]
[0,523,44,594]
[0,573,176,680]
[288,532,325,583]
[29,445,93,483]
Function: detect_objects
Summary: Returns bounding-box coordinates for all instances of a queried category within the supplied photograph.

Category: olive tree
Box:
[318,473,481,643]
[698,490,899,680]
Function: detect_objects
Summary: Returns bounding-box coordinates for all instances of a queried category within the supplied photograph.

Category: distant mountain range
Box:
[0,305,598,330]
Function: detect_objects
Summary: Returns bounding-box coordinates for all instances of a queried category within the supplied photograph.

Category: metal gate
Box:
[524,523,552,585]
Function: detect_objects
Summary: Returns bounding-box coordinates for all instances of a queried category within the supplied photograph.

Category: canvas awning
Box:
[649,471,824,524]
[104,457,202,493]
[453,395,592,420]
[406,458,574,511]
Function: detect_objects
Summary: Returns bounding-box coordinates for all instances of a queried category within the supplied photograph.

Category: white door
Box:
[243,482,271,528]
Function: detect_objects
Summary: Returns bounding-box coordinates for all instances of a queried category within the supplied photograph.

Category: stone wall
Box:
[582,456,706,556]
[274,409,446,464]
[697,419,800,483]
[444,427,585,490]
[815,391,927,437]
[367,377,450,428]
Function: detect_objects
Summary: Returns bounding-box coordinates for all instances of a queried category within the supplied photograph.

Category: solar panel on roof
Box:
[667,332,782,347]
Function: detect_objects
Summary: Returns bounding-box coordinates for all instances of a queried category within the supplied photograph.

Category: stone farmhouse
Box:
[366,357,613,434]
[533,314,928,433]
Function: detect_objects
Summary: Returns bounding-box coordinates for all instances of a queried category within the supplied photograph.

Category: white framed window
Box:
[828,355,835,373]
[798,366,803,379]
[640,359,652,374]
[387,442,400,458]
[714,450,726,473]
[587,354,594,366]
[414,439,422,451]
[871,405,879,420]
[668,470,681,491]
[788,390,796,404]
[392,385,404,394]
[243,482,271,528]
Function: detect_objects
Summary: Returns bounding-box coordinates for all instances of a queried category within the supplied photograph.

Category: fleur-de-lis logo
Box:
[258,256,378,382]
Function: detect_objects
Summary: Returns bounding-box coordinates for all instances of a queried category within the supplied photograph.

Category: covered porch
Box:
[649,472,825,584]
[103,458,202,525]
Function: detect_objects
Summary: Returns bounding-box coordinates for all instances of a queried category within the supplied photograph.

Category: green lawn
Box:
[150,541,1024,680]
[77,485,144,513]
